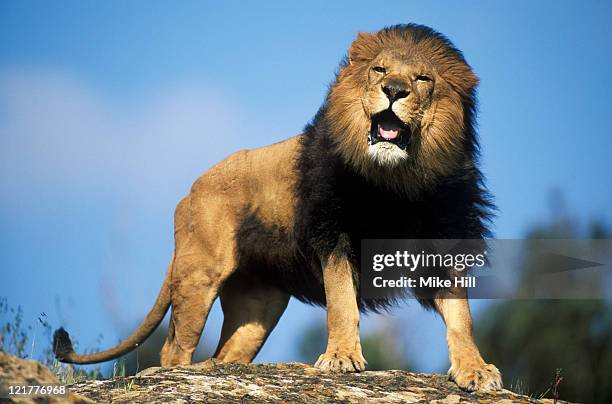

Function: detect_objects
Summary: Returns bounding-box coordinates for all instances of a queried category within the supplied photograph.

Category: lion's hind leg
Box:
[159,252,228,367]
[160,233,237,366]
[160,190,241,367]
[213,274,289,363]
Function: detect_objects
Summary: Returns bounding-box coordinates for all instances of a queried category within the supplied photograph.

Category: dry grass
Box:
[0,297,128,383]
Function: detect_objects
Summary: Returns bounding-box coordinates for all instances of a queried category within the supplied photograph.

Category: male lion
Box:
[54,24,502,391]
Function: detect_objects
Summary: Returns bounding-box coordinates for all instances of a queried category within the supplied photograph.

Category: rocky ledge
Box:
[65,360,564,403]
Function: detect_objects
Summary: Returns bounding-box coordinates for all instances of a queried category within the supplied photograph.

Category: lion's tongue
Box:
[378,123,400,140]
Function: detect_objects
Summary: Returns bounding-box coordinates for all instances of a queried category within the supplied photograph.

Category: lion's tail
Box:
[53,263,172,365]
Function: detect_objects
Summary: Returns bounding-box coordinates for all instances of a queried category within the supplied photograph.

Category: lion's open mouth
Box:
[368,110,411,150]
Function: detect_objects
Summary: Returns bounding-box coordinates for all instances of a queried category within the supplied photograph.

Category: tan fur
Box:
[435,290,502,391]
[160,138,300,366]
[214,274,289,363]
[314,234,366,372]
[55,28,501,392]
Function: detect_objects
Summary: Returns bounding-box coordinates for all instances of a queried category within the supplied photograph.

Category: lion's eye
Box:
[416,75,432,82]
[373,66,386,74]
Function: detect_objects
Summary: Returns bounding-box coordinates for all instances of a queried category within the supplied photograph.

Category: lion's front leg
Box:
[314,235,366,373]
[435,289,502,391]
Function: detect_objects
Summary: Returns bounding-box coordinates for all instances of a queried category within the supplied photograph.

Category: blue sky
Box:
[1,1,610,374]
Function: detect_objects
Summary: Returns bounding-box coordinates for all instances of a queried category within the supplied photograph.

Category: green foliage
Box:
[361,329,410,371]
[297,320,326,364]
[478,300,612,402]
[477,213,612,403]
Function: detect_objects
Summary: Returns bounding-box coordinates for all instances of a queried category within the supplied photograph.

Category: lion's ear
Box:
[348,31,377,65]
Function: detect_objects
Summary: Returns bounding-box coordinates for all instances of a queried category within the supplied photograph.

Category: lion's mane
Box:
[325,25,479,195]
[290,24,493,311]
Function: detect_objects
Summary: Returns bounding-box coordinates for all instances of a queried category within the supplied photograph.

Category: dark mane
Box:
[291,105,493,312]
[237,24,494,313]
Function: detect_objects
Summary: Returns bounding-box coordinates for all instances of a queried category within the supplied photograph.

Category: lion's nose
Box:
[382,83,410,102]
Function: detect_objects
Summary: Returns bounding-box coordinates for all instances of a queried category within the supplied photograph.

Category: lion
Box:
[53,24,502,391]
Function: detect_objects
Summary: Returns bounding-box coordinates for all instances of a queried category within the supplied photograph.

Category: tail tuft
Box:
[53,327,75,362]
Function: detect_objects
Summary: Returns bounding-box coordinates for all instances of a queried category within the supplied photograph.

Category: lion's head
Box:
[324,24,479,194]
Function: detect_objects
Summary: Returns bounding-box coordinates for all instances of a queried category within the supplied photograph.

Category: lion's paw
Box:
[314,350,366,373]
[449,361,502,391]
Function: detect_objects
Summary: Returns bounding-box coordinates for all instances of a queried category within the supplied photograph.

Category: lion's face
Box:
[364,50,436,167]
[325,26,479,194]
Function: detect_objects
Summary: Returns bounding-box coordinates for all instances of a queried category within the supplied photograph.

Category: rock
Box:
[0,352,93,403]
[64,359,569,403]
